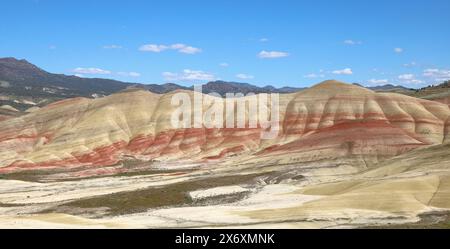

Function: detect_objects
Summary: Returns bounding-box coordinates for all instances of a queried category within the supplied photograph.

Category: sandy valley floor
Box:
[1,143,449,228]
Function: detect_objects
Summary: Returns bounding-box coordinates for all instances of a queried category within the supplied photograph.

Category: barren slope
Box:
[240,143,450,227]
[0,81,449,178]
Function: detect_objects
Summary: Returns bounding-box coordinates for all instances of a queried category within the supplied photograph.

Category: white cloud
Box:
[398,74,414,80]
[219,63,229,67]
[163,69,215,82]
[423,69,450,82]
[162,72,178,80]
[304,73,325,79]
[344,40,362,45]
[49,45,57,50]
[140,43,201,54]
[170,43,202,54]
[73,68,141,78]
[407,79,423,84]
[332,68,353,75]
[129,72,141,77]
[259,38,269,42]
[139,44,169,52]
[398,74,423,84]
[403,61,417,67]
[73,67,111,75]
[236,73,254,80]
[258,50,289,59]
[103,45,123,49]
[367,79,389,85]
[170,44,186,50]
[179,46,202,54]
[117,72,141,77]
[394,48,404,53]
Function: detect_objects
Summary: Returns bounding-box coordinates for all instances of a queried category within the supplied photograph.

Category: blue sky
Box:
[1,0,449,88]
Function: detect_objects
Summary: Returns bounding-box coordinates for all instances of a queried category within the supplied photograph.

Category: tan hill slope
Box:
[0,81,449,177]
[242,143,450,225]
[0,105,22,122]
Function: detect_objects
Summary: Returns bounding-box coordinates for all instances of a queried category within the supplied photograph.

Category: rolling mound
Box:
[0,81,449,177]
[242,143,450,225]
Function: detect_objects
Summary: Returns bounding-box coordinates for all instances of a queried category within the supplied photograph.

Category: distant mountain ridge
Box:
[4,57,446,113]
[352,83,413,92]
[0,57,305,110]
[197,81,305,95]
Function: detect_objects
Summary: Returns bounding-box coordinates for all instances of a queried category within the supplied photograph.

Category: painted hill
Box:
[0,80,449,178]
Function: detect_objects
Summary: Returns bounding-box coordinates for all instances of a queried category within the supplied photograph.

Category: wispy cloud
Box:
[398,74,423,84]
[139,44,169,52]
[73,68,140,78]
[344,40,362,45]
[236,73,254,80]
[394,48,404,53]
[367,79,389,85]
[258,50,289,59]
[259,38,269,42]
[140,43,202,54]
[172,44,202,54]
[423,68,450,82]
[73,67,111,75]
[103,45,123,49]
[117,72,141,77]
[219,63,229,67]
[162,69,215,82]
[398,74,414,80]
[304,73,325,79]
[403,61,417,67]
[332,68,353,75]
